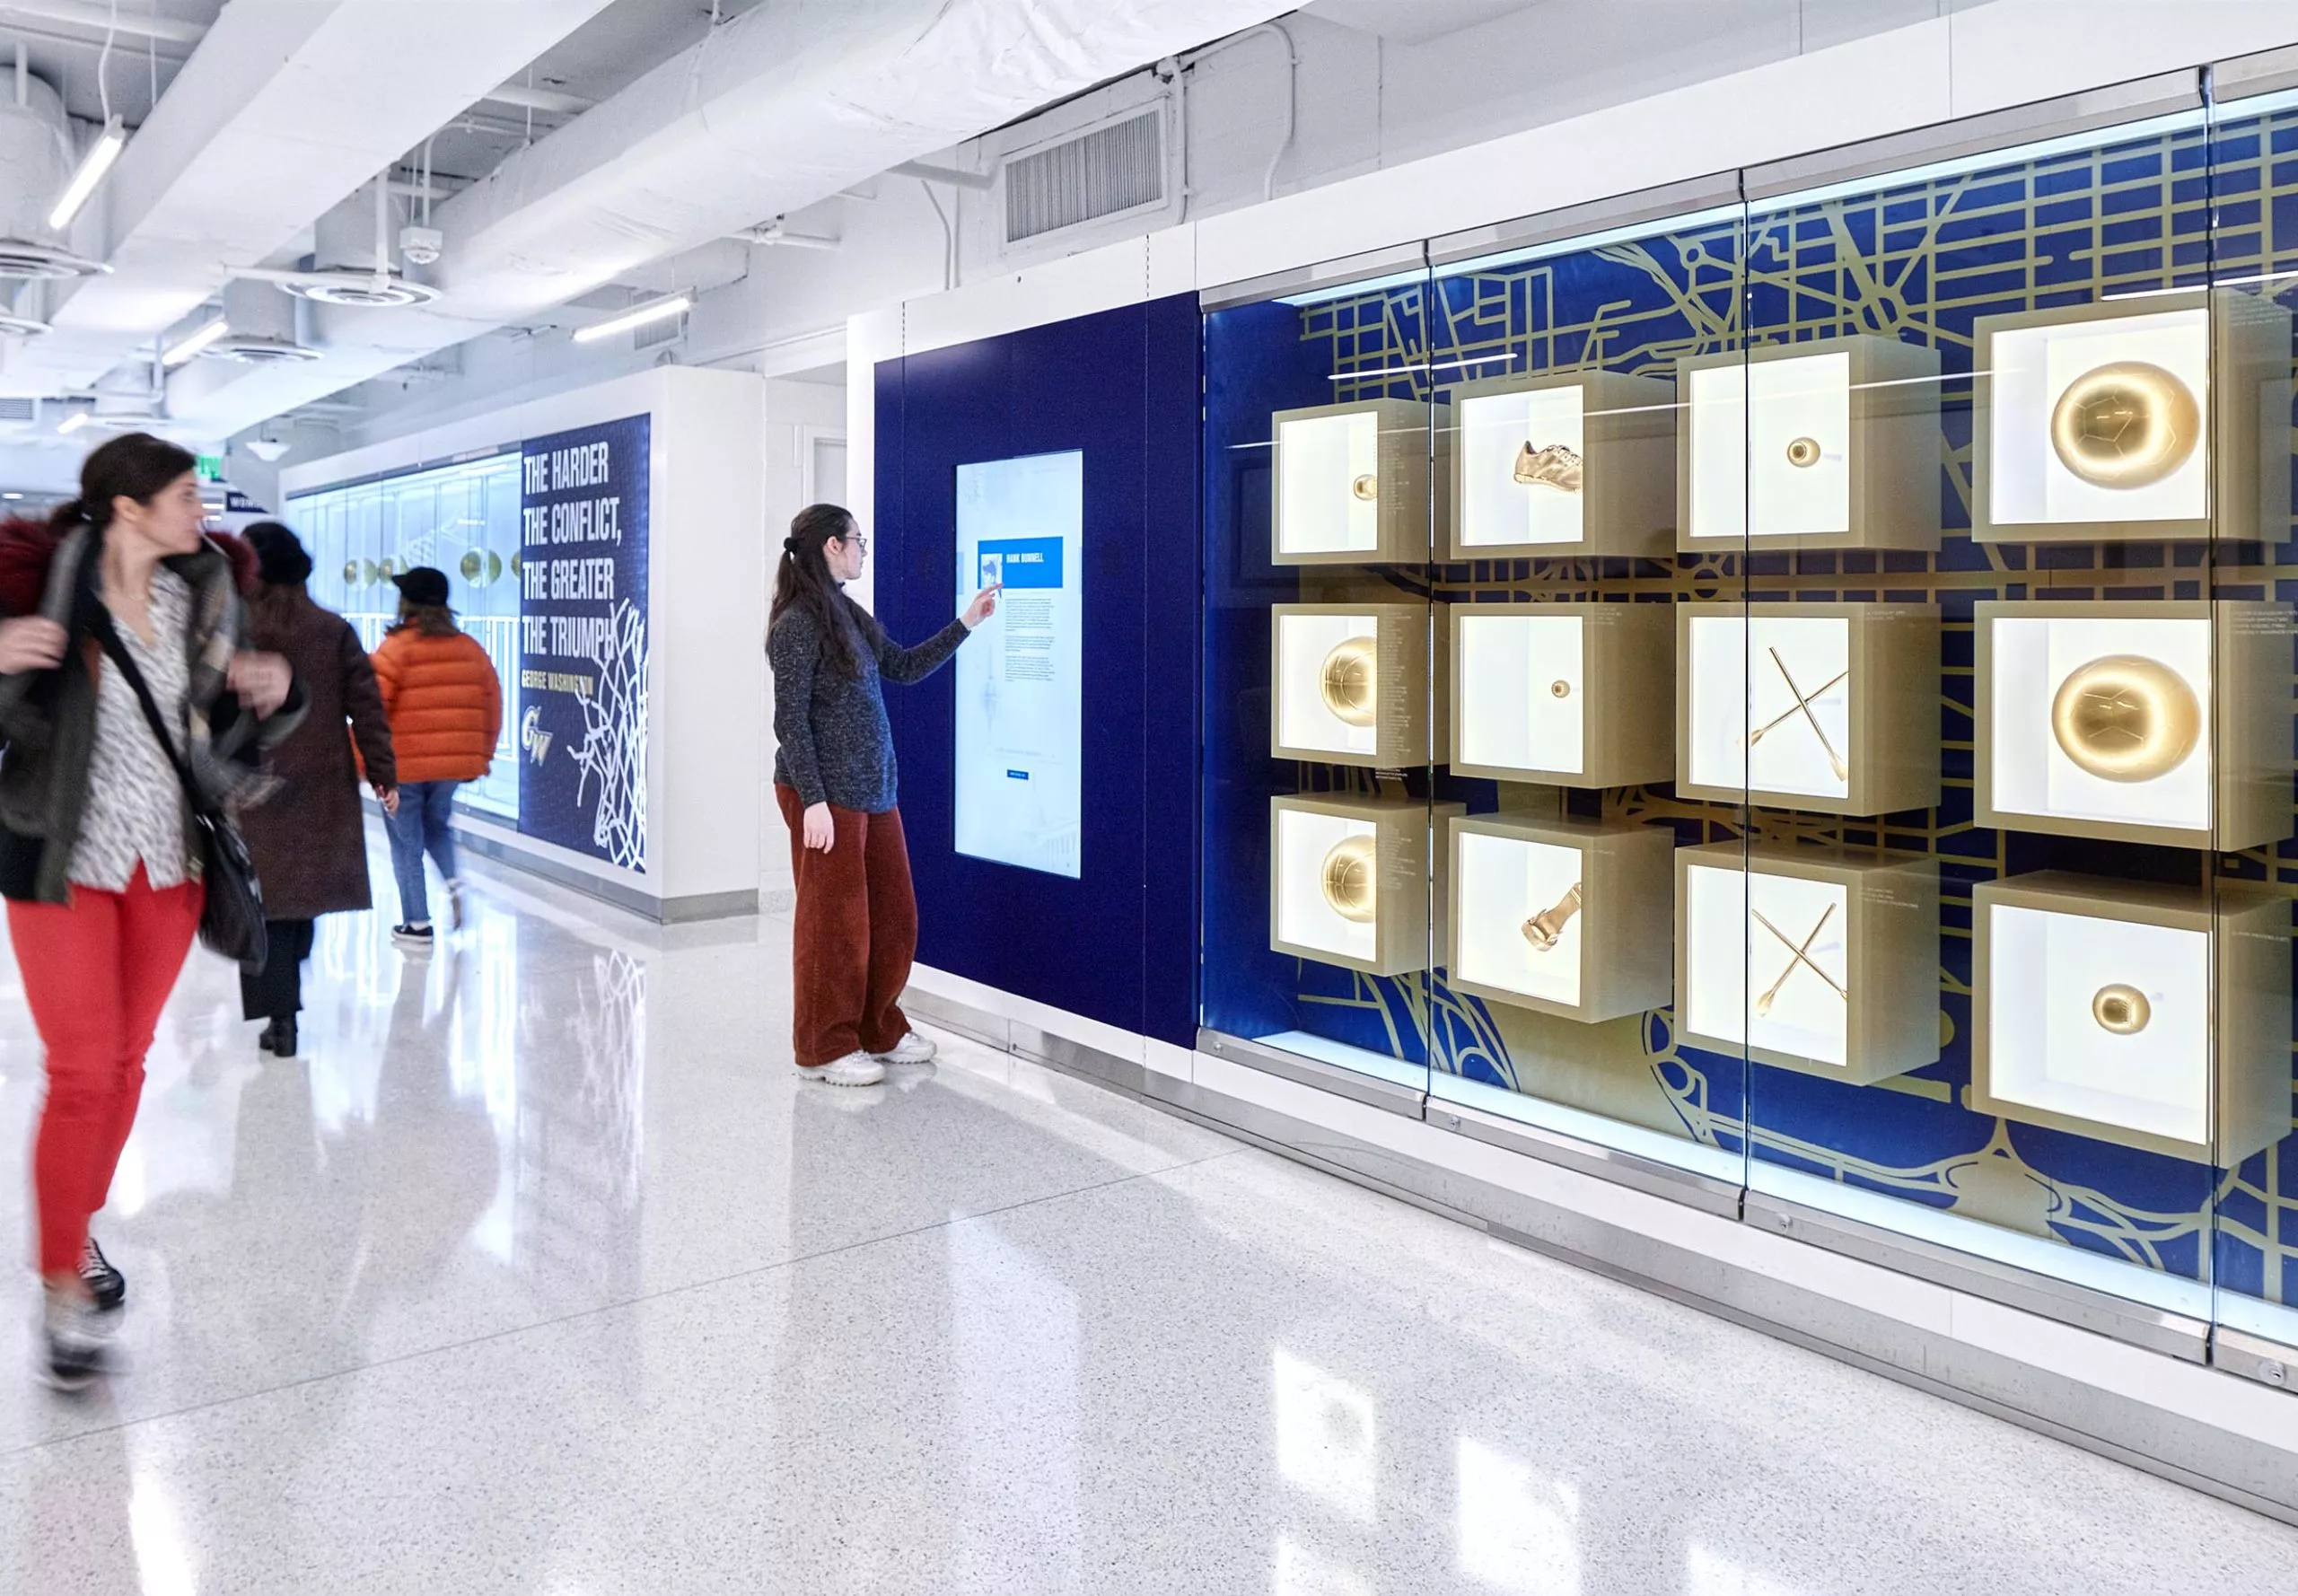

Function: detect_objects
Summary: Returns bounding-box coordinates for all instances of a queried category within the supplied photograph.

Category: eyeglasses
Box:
[837,534,869,554]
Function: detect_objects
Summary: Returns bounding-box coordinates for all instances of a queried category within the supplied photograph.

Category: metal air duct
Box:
[0,73,104,281]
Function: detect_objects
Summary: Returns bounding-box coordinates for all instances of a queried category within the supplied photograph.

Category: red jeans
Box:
[776,786,917,1067]
[8,865,202,1277]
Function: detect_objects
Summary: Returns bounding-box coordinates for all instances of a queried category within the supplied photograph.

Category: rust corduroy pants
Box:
[776,785,918,1067]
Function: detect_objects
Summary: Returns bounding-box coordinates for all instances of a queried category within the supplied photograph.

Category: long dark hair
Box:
[390,600,460,639]
[51,432,197,534]
[769,503,862,678]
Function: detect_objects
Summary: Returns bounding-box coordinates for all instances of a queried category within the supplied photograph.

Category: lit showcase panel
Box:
[1448,371,1674,559]
[1974,600,2293,850]
[1973,873,2291,1164]
[1270,794,1462,978]
[1271,399,1442,565]
[1452,602,1671,788]
[1448,814,1671,1024]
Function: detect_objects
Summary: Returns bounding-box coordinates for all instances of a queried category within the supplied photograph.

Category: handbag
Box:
[89,610,270,970]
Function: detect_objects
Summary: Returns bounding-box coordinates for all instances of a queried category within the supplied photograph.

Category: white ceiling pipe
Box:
[171,0,1302,436]
[890,159,995,192]
[481,83,593,116]
[19,0,618,393]
[0,1,206,46]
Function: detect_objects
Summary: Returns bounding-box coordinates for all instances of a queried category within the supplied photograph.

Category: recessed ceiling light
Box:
[574,294,691,344]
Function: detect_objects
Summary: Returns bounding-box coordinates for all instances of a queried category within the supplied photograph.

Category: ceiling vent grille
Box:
[0,398,34,424]
[1004,110,1163,244]
[633,310,685,351]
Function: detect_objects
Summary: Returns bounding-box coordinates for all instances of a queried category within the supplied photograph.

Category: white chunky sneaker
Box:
[796,1050,886,1087]
[873,1032,937,1066]
[34,1289,115,1392]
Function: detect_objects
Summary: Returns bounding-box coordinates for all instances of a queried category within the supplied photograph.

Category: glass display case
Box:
[1197,71,2298,1361]
[286,452,524,817]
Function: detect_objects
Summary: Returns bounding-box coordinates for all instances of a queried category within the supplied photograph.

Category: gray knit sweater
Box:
[768,594,969,813]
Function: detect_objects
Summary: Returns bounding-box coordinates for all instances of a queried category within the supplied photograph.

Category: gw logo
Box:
[522,706,553,766]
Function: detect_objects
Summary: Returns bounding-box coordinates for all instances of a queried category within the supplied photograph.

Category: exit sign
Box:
[196,453,224,482]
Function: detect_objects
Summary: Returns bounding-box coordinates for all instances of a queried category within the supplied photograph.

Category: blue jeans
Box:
[384,780,460,925]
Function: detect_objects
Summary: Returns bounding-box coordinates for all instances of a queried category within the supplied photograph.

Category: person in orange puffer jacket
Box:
[371,566,501,950]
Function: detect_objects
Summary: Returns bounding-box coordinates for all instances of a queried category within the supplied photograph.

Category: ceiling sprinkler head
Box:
[399,225,443,267]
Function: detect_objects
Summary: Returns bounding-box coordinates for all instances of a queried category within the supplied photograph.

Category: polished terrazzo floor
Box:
[0,842,2292,1593]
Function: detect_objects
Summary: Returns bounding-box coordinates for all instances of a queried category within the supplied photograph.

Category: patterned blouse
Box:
[69,569,193,892]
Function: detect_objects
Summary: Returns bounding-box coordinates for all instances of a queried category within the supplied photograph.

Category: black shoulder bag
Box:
[89,611,269,971]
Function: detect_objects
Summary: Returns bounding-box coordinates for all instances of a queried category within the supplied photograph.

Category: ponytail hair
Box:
[769,503,863,678]
[53,432,197,535]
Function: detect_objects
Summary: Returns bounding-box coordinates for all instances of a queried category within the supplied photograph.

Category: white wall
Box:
[281,365,767,917]
[757,374,847,910]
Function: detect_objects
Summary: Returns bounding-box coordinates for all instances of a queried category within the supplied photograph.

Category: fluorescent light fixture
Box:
[2,492,21,500]
[57,412,95,435]
[574,294,690,344]
[48,117,127,232]
[162,318,228,368]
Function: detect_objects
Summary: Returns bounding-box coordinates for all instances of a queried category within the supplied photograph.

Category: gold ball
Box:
[342,560,359,585]
[1549,680,1571,699]
[2048,361,2200,488]
[1350,472,1378,502]
[460,549,486,583]
[2049,653,2200,783]
[1319,636,1379,727]
[1320,836,1378,923]
[2092,983,2152,1035]
[1785,435,1822,469]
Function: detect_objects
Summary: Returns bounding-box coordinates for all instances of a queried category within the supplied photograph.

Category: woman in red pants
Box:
[0,434,299,1389]
[767,504,999,1086]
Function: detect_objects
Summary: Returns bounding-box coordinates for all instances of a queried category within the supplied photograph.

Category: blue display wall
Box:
[874,294,1202,1047]
[1199,91,2298,1329]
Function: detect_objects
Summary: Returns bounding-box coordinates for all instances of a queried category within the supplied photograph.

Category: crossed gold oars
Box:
[1742,646,1848,782]
[1751,903,1846,1016]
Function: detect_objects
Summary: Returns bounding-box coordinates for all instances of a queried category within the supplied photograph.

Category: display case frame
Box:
[1674,601,1940,816]
[1675,841,1940,1085]
[1674,332,1942,553]
[1269,794,1465,978]
[1445,369,1676,560]
[1269,397,1446,566]
[1971,288,2294,544]
[1270,601,1447,769]
[1972,598,2294,850]
[1451,600,1672,788]
[1445,812,1673,1024]
[1970,872,2292,1164]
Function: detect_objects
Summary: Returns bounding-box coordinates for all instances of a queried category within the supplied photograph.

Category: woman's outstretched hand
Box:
[228,651,293,716]
[961,583,1003,630]
[802,802,835,853]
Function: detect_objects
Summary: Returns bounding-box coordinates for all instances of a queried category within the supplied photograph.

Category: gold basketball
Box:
[2048,361,2201,488]
[1320,836,1378,923]
[1319,636,1379,727]
[1549,680,1571,699]
[460,549,486,583]
[1785,435,1822,469]
[2049,653,2200,783]
[2092,983,2151,1036]
[1350,472,1378,502]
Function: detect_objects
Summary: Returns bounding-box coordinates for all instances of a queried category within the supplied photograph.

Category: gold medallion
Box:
[2092,983,2151,1035]
[1319,636,1379,727]
[1513,442,1583,493]
[2048,361,2200,488]
[1350,473,1378,502]
[1785,436,1822,469]
[1549,680,1571,699]
[1320,836,1378,923]
[2048,654,2200,783]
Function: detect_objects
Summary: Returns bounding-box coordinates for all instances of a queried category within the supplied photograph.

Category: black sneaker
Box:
[79,1237,125,1312]
[391,923,434,950]
[34,1291,113,1392]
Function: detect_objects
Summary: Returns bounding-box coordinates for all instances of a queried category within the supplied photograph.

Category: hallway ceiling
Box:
[0,0,1296,447]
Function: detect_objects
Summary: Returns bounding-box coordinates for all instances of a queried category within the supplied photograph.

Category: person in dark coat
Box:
[238,522,397,1057]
